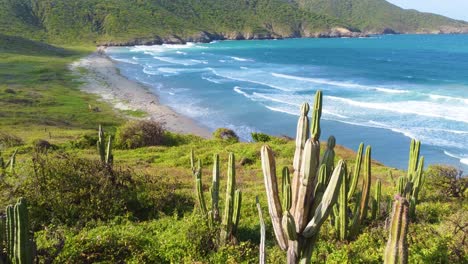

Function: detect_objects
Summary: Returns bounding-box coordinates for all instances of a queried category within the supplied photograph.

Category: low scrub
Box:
[8,151,191,229]
[116,120,165,149]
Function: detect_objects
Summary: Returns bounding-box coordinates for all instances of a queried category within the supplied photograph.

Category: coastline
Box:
[70,51,212,138]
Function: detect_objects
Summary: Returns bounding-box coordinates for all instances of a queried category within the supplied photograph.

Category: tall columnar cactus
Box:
[334,144,373,240]
[384,195,409,264]
[396,139,425,219]
[256,196,266,264]
[261,90,346,264]
[5,198,33,264]
[6,205,14,263]
[372,179,382,220]
[97,125,113,165]
[211,154,220,222]
[14,198,32,264]
[191,152,242,245]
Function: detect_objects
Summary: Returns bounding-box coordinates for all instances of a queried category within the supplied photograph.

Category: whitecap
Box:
[230,56,254,62]
[272,73,409,94]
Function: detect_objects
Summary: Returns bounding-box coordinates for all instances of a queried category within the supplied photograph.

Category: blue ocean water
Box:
[106,35,468,171]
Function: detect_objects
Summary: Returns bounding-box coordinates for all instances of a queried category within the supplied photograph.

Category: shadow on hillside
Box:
[0,34,79,57]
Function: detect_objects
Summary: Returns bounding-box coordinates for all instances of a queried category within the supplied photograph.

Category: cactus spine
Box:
[384,195,409,264]
[261,90,346,264]
[97,125,113,165]
[191,152,242,245]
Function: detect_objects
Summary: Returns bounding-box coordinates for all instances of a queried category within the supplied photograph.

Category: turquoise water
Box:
[107,35,468,171]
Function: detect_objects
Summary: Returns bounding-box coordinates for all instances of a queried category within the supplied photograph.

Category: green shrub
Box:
[251,132,271,142]
[51,215,217,263]
[12,151,190,229]
[68,133,98,149]
[116,120,165,149]
[213,128,239,143]
[424,165,467,200]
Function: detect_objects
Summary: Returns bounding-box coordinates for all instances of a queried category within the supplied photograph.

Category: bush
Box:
[213,128,239,143]
[68,133,98,149]
[424,165,467,200]
[116,120,165,149]
[51,215,217,263]
[12,151,190,229]
[251,132,271,142]
[0,131,23,148]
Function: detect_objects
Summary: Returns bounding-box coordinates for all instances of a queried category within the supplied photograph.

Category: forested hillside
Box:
[295,0,468,33]
[1,0,467,45]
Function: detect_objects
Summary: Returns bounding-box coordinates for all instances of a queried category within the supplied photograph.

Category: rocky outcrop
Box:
[98,27,370,47]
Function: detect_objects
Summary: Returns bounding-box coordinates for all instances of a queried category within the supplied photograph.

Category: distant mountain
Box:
[0,0,467,45]
[294,0,468,33]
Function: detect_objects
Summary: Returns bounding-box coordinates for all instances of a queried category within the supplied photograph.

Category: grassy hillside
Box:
[295,0,468,33]
[0,34,122,144]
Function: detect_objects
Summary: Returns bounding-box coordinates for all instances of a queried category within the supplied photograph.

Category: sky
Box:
[386,0,468,22]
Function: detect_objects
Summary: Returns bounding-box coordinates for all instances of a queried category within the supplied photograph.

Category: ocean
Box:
[106,35,468,171]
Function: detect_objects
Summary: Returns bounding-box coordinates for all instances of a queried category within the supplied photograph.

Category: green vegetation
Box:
[295,0,468,33]
[0,2,467,262]
[1,0,467,46]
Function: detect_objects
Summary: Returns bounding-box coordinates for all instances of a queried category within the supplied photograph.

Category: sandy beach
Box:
[70,50,212,138]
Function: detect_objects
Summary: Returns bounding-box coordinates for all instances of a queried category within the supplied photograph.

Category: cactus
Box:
[334,144,373,241]
[211,154,220,221]
[6,205,14,263]
[190,152,242,245]
[261,90,346,263]
[4,198,33,264]
[348,143,363,200]
[384,195,409,264]
[256,196,266,264]
[372,179,382,220]
[194,159,208,216]
[97,125,113,166]
[395,139,425,219]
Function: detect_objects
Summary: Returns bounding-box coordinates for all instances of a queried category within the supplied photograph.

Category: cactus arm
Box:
[320,136,336,182]
[190,149,195,173]
[384,195,409,264]
[256,197,266,264]
[338,164,348,240]
[293,139,320,232]
[358,146,372,224]
[105,135,113,165]
[195,168,208,216]
[348,143,364,199]
[302,160,345,238]
[6,205,14,263]
[231,190,242,236]
[212,154,220,221]
[311,90,322,141]
[97,125,106,162]
[376,179,382,219]
[14,198,31,264]
[282,167,292,212]
[220,153,236,245]
[260,145,288,250]
[291,103,310,216]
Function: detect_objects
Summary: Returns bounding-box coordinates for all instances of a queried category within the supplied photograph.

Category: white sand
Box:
[70,50,211,138]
